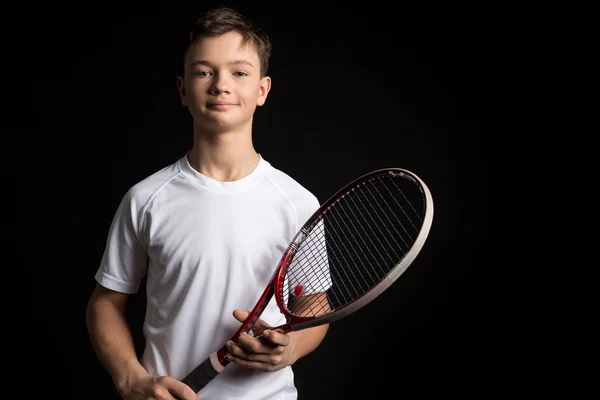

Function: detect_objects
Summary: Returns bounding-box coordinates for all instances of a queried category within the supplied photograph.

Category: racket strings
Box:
[283,173,426,317]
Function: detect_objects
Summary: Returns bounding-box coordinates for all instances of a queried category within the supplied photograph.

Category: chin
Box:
[194,112,252,132]
[194,118,241,133]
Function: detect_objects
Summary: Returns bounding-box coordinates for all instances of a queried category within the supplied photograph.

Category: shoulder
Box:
[262,160,320,227]
[264,162,319,207]
[121,159,182,213]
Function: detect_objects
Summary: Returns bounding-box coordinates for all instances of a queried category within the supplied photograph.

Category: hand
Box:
[118,370,200,400]
[226,310,297,372]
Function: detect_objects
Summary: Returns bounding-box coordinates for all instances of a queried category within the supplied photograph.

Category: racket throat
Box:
[215,245,299,367]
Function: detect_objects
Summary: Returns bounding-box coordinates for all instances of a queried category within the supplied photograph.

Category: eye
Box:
[234,71,249,77]
[193,70,212,77]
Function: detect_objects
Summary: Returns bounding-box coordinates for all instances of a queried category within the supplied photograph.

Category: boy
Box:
[86,7,329,400]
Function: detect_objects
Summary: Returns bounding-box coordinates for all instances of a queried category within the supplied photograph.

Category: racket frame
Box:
[272,168,434,332]
[180,167,433,394]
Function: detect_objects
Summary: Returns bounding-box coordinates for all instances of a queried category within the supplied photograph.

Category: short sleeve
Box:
[94,188,149,294]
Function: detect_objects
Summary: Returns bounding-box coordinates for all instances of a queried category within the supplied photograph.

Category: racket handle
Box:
[180,353,222,394]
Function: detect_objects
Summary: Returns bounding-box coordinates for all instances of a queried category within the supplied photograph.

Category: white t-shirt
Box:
[95,153,322,400]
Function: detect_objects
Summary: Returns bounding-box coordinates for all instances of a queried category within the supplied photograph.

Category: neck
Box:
[187,123,260,182]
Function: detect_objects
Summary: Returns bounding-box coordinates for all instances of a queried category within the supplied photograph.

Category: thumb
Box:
[232,309,273,335]
[232,309,250,322]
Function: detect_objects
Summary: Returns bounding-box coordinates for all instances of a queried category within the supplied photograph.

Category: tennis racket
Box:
[180,167,434,394]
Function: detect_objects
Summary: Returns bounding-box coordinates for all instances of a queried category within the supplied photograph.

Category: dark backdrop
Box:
[11,2,510,399]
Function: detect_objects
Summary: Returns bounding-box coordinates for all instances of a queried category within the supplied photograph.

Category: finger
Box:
[232,310,273,336]
[230,334,271,355]
[237,332,286,353]
[232,309,250,322]
[226,351,284,372]
[228,336,285,357]
[258,334,280,348]
[261,329,290,347]
[236,332,265,352]
[169,390,200,400]
[159,376,199,400]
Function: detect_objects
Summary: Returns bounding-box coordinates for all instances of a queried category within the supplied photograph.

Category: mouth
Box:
[206,102,237,111]
[207,102,236,106]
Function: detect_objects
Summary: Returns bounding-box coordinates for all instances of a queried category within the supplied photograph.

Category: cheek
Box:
[188,82,207,100]
[239,85,262,104]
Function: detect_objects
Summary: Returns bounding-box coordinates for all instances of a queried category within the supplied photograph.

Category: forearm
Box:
[86,297,147,391]
[288,324,329,364]
[287,292,331,364]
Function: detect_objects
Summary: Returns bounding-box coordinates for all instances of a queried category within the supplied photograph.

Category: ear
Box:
[256,76,272,107]
[176,75,187,107]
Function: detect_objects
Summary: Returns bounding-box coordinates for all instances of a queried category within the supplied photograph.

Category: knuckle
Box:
[270,356,282,366]
[151,376,170,396]
[248,342,261,353]
[150,384,162,396]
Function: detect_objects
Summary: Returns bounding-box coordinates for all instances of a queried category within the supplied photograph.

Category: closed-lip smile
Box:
[208,101,236,106]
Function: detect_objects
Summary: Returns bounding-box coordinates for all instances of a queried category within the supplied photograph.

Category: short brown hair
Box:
[185,7,272,77]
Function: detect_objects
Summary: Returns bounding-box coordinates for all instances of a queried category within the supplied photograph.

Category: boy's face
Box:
[178,31,271,132]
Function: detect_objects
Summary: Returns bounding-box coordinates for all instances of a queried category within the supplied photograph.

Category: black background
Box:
[10,2,511,398]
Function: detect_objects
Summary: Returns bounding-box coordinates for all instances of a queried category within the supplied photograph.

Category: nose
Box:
[209,73,230,95]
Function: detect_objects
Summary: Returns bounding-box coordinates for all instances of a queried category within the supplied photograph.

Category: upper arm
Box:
[94,188,149,294]
[87,283,130,314]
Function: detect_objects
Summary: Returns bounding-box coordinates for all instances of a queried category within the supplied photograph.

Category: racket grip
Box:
[181,354,222,394]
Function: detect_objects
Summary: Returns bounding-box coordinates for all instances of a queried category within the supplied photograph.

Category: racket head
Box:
[273,168,434,331]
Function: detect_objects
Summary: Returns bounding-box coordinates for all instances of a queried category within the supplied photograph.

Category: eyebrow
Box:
[189,59,255,69]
